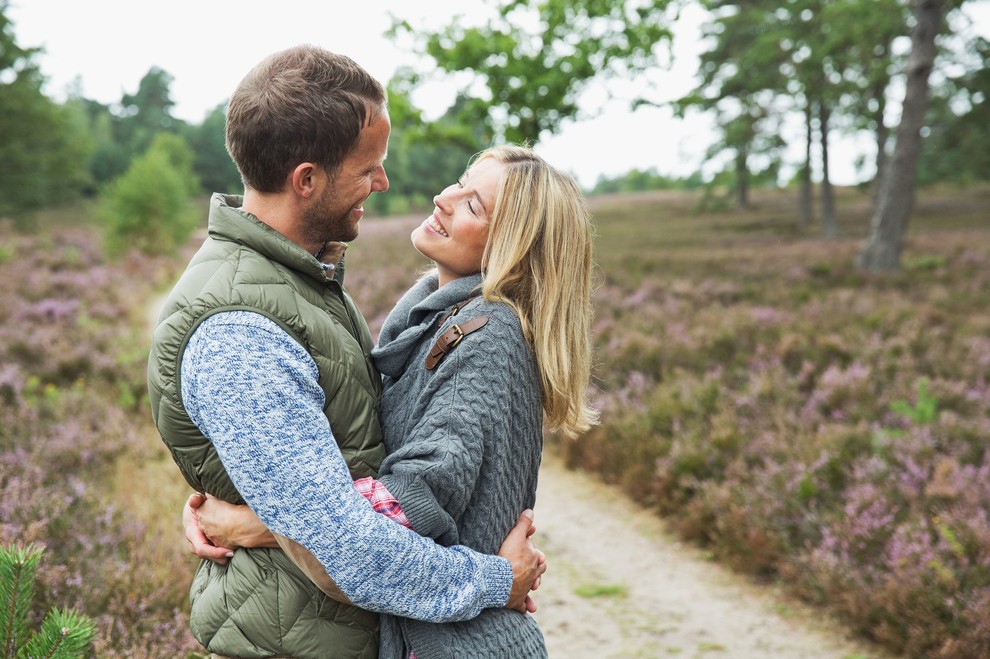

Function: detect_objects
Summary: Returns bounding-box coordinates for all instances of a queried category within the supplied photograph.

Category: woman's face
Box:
[412,157,505,286]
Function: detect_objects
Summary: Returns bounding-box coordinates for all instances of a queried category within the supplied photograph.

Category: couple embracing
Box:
[148,44,596,659]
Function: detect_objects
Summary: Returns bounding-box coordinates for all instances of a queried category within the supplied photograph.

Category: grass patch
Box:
[574,583,629,598]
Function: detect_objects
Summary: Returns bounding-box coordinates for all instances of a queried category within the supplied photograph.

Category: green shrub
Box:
[98,133,201,256]
[890,377,938,424]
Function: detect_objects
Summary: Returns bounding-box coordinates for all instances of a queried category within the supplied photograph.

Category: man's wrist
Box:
[481,555,515,609]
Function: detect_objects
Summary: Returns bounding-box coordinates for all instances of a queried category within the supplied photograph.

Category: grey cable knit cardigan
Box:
[372,273,549,659]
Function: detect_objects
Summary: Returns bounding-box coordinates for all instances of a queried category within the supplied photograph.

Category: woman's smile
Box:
[424,213,449,237]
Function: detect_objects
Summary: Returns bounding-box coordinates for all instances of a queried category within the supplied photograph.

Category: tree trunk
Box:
[735,148,750,209]
[871,44,891,202]
[799,102,814,229]
[873,111,889,202]
[858,0,944,273]
[819,103,837,238]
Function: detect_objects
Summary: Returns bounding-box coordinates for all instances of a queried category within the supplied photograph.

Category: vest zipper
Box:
[328,283,379,388]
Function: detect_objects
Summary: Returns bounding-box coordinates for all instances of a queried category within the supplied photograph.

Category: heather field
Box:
[0,206,201,656]
[557,186,990,658]
[2,185,989,657]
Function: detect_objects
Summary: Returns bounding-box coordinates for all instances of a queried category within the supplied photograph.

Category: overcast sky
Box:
[8,0,989,188]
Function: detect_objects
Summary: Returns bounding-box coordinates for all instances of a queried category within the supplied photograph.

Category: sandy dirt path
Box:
[531,452,895,659]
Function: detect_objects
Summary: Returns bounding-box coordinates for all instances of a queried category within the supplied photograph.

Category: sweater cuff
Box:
[379,472,457,544]
[479,555,514,609]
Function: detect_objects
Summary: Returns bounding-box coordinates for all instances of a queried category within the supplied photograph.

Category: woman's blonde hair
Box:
[474,145,598,437]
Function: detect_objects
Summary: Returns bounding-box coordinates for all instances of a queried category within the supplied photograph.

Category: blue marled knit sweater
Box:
[180,310,514,623]
[372,273,549,659]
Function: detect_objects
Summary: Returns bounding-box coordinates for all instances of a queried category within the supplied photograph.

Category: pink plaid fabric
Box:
[353,477,413,529]
[354,477,415,657]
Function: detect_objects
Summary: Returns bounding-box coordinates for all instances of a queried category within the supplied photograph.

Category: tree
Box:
[181,101,242,195]
[98,133,202,256]
[80,96,132,188]
[0,544,96,658]
[116,66,183,155]
[674,1,788,210]
[809,0,907,234]
[677,0,908,231]
[71,67,189,192]
[389,0,676,145]
[825,0,906,198]
[0,2,92,220]
[858,0,948,272]
[917,34,990,183]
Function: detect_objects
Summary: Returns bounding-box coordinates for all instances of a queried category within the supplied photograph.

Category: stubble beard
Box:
[302,187,359,247]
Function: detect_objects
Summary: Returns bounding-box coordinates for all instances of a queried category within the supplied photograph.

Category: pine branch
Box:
[18,609,96,659]
[1,545,96,659]
[0,544,42,659]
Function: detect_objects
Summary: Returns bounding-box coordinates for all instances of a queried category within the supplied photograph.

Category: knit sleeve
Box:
[377,308,541,548]
[180,311,513,622]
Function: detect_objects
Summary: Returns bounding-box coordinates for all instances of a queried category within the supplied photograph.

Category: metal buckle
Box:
[447,324,465,349]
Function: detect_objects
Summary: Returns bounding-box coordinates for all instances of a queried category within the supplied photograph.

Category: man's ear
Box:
[290,162,320,199]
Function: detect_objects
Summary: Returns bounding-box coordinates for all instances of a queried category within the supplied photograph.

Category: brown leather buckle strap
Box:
[436,296,480,328]
[425,316,489,370]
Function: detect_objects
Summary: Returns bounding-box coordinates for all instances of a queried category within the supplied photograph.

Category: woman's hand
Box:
[183,492,235,565]
[196,493,279,550]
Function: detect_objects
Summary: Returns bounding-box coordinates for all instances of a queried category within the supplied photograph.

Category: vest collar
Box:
[207,193,348,285]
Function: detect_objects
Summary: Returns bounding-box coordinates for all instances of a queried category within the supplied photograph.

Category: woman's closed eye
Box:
[457,179,478,216]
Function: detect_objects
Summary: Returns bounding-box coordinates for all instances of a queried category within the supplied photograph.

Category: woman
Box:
[189,144,597,658]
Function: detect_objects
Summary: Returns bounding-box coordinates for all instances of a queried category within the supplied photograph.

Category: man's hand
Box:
[497,509,547,614]
[183,492,234,565]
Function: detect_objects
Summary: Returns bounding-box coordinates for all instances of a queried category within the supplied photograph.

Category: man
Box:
[147,45,545,659]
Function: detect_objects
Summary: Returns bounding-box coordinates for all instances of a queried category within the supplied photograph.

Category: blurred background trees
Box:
[0,7,91,222]
[0,0,986,269]
[97,132,202,256]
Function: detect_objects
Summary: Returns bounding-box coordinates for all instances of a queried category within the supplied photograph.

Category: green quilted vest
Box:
[147,193,385,658]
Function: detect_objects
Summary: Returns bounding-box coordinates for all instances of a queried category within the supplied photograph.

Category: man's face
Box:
[303,112,390,244]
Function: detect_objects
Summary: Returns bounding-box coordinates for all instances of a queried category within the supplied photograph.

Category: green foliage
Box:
[0,544,35,657]
[98,133,202,256]
[71,67,189,194]
[365,84,480,214]
[890,377,938,424]
[79,98,131,187]
[675,1,791,198]
[677,0,908,205]
[181,101,243,195]
[574,583,628,598]
[0,544,96,658]
[590,168,705,195]
[389,0,676,145]
[116,66,184,156]
[0,4,93,222]
[918,36,990,185]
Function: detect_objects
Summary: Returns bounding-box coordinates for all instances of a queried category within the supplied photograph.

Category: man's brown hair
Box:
[225,44,387,193]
